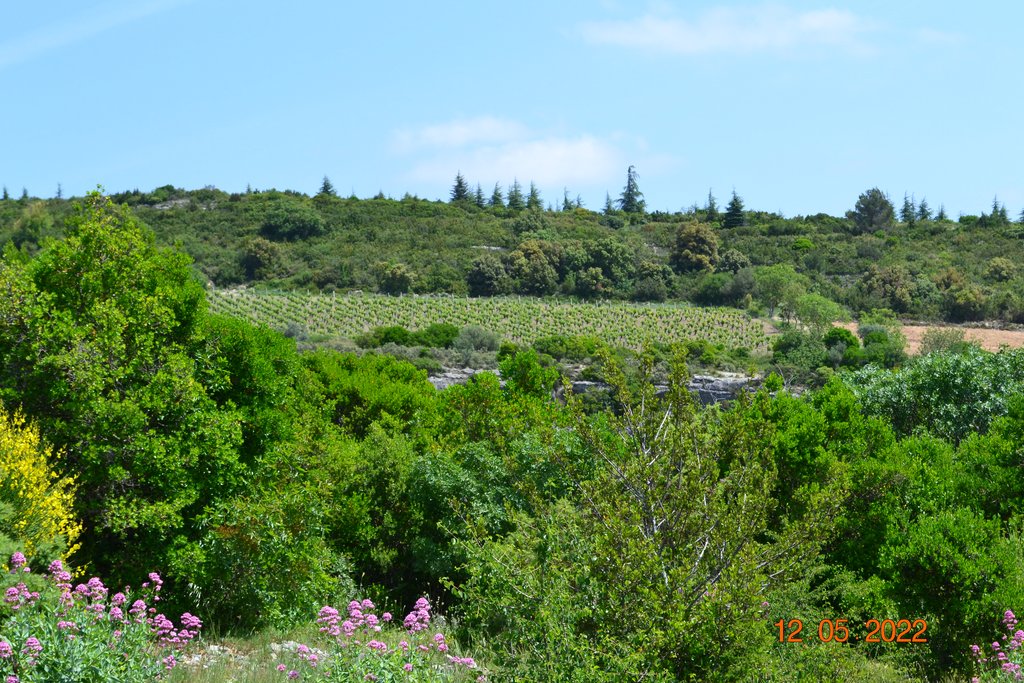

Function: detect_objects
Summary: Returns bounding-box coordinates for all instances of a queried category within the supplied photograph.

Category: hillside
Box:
[2,184,1024,325]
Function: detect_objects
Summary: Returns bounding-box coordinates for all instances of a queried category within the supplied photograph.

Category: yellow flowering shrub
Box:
[0,405,81,565]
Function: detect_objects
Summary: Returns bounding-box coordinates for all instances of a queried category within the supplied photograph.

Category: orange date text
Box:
[775,618,928,644]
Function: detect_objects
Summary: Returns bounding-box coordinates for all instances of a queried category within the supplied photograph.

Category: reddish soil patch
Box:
[836,322,1024,355]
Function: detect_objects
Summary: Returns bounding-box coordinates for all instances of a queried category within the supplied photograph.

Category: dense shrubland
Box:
[3,193,1024,681]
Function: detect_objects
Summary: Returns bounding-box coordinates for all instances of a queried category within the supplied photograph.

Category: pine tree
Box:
[20,188,28,201]
[916,198,932,221]
[617,165,645,214]
[450,172,471,203]
[507,180,525,211]
[996,197,1009,224]
[723,190,745,228]
[562,189,574,212]
[474,183,486,208]
[489,183,505,208]
[318,176,337,197]
[936,205,948,221]
[603,193,615,215]
[900,194,916,228]
[56,183,63,200]
[2,187,8,201]
[1018,208,1024,225]
[526,182,542,211]
[706,189,719,223]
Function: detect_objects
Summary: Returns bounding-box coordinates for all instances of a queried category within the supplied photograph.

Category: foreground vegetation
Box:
[3,193,1024,681]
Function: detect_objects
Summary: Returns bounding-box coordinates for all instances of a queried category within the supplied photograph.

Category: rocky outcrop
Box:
[429,368,757,405]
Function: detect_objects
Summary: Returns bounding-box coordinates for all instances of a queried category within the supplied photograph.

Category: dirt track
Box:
[836,323,1024,355]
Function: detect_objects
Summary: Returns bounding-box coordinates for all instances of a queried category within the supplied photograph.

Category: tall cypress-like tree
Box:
[489,183,504,208]
[450,172,471,203]
[603,193,615,215]
[474,183,486,208]
[507,180,525,211]
[936,205,948,221]
[617,165,645,214]
[723,190,745,228]
[526,182,542,210]
[705,189,719,223]
[2,186,9,201]
[562,189,574,212]
[318,176,337,197]
[917,198,932,221]
[900,194,916,227]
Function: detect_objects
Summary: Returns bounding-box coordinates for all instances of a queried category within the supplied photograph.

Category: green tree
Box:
[374,261,416,294]
[718,248,751,273]
[917,197,932,221]
[616,165,645,214]
[723,190,745,228]
[603,192,615,216]
[450,172,471,203]
[670,221,719,273]
[526,182,542,211]
[489,182,504,208]
[754,264,803,317]
[466,253,510,296]
[507,179,525,211]
[317,175,337,197]
[473,183,486,208]
[705,188,719,223]
[900,193,916,227]
[846,187,895,233]
[0,192,243,585]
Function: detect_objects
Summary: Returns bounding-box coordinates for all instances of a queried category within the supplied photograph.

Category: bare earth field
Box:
[837,323,1024,355]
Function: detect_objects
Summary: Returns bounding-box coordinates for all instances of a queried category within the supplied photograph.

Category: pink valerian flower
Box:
[108,607,124,622]
[404,663,413,672]
[9,553,26,571]
[404,597,431,633]
[287,671,299,680]
[382,612,392,622]
[181,613,203,632]
[448,655,477,668]
[6,675,18,683]
[366,640,388,652]
[22,637,42,656]
[163,654,177,670]
[0,641,12,658]
[129,599,148,621]
[277,664,287,672]
[317,606,341,636]
[86,577,108,601]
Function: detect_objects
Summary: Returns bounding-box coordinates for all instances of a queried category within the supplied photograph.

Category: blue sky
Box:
[3,1,1022,218]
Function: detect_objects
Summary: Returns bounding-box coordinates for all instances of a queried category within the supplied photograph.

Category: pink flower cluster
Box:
[403,597,431,633]
[970,610,1024,681]
[0,554,204,676]
[3,584,39,611]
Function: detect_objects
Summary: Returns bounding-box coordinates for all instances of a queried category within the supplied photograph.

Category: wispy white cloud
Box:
[392,117,633,190]
[392,117,530,153]
[579,5,879,56]
[0,0,195,71]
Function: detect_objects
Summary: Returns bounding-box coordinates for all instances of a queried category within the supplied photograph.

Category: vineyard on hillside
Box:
[207,289,770,351]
